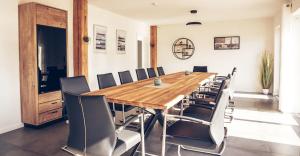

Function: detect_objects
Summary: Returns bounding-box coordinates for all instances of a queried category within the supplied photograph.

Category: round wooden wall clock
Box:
[172,38,195,60]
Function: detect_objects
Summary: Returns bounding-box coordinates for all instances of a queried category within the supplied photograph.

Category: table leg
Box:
[161,109,168,156]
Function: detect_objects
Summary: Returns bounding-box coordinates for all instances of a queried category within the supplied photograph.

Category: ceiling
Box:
[89,0,285,25]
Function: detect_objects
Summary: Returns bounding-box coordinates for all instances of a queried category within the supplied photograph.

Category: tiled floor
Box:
[0,93,299,156]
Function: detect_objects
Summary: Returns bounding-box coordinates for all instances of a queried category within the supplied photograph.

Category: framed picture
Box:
[116,29,126,54]
[214,36,240,50]
[93,25,107,53]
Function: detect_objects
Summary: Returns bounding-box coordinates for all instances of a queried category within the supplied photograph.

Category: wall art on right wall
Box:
[214,36,240,50]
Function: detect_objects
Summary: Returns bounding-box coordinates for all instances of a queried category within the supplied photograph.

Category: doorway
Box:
[273,25,281,96]
[137,40,143,68]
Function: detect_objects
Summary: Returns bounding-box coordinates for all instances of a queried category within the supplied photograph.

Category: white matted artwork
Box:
[116,29,126,54]
[93,25,107,53]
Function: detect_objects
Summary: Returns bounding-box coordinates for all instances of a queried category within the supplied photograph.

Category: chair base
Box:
[61,145,84,156]
[180,140,226,156]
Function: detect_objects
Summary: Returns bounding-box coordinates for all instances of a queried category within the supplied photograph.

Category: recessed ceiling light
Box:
[151,2,158,7]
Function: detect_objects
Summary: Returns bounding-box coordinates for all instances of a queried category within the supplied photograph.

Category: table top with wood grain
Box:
[85,72,216,110]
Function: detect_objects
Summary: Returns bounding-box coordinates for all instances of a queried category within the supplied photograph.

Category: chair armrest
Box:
[166,114,211,126]
[116,114,142,134]
[189,103,215,110]
[214,76,227,80]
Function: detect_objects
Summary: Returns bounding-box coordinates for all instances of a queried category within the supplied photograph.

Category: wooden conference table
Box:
[86,72,216,156]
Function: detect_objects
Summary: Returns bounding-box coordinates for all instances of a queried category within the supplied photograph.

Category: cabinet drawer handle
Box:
[51,102,58,105]
[50,110,58,114]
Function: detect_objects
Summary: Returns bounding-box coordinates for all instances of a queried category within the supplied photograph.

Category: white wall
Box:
[157,18,274,93]
[88,4,150,90]
[0,0,22,134]
[279,4,300,113]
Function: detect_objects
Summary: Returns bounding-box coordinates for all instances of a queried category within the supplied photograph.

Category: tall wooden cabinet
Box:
[19,3,68,126]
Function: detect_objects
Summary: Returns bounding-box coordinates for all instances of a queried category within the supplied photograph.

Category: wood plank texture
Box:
[19,3,38,124]
[86,72,215,110]
[73,0,88,77]
[38,91,62,104]
[36,4,67,28]
[150,26,157,68]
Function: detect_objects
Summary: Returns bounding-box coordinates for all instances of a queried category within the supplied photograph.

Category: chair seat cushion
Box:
[166,120,216,149]
[183,107,213,122]
[108,103,135,112]
[113,130,141,156]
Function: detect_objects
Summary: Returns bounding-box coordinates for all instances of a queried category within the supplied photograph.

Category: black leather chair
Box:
[162,89,229,156]
[183,79,229,121]
[193,66,208,72]
[135,68,148,81]
[190,78,229,110]
[97,73,135,122]
[60,76,91,118]
[62,93,142,156]
[157,67,165,76]
[147,68,157,78]
[118,70,134,84]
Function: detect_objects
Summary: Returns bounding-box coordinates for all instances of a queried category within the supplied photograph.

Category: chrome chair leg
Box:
[177,145,181,156]
[181,140,226,156]
[113,102,116,122]
[122,104,126,123]
[161,109,168,156]
[61,146,83,156]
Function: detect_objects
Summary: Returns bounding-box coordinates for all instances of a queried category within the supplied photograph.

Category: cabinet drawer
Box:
[39,108,62,124]
[39,91,61,104]
[36,4,67,28]
[39,100,62,113]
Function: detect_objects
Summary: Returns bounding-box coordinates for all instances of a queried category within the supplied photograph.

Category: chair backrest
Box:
[214,79,228,103]
[64,92,117,156]
[147,68,157,78]
[157,67,165,76]
[231,67,237,76]
[136,68,148,81]
[193,66,208,72]
[97,73,117,89]
[230,68,237,99]
[118,70,133,84]
[209,89,229,146]
[60,76,90,100]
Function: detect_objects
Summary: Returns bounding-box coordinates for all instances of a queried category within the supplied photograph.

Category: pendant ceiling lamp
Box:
[186,10,202,26]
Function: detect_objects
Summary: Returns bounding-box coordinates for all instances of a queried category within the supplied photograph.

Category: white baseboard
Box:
[0,123,24,135]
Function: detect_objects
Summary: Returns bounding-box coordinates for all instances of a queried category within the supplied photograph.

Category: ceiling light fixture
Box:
[151,2,158,7]
[186,10,202,26]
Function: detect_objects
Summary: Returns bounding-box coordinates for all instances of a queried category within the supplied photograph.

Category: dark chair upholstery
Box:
[157,67,165,76]
[62,93,141,156]
[192,79,229,110]
[193,66,208,72]
[163,89,229,155]
[97,73,134,112]
[136,68,148,81]
[97,73,117,89]
[118,70,134,84]
[184,79,229,121]
[60,76,90,117]
[60,76,90,96]
[147,68,157,78]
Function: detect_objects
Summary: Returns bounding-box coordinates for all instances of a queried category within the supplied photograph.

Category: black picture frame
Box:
[214,36,240,50]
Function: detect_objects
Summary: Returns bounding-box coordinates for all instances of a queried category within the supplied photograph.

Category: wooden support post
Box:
[150,26,158,68]
[73,0,88,77]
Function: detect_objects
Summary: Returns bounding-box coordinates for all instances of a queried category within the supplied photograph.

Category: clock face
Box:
[172,38,195,60]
